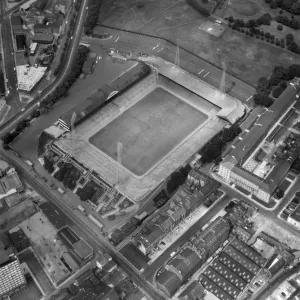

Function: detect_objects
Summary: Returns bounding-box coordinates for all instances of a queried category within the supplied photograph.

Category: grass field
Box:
[89,87,208,175]
[99,0,299,86]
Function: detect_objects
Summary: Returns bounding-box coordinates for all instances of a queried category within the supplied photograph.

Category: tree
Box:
[286,33,294,42]
[291,2,300,15]
[288,64,300,78]
[253,93,273,107]
[277,24,283,30]
[272,85,285,98]
[31,110,40,119]
[2,143,10,150]
[275,189,284,199]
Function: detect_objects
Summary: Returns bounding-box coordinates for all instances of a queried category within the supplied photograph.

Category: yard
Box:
[99,0,299,86]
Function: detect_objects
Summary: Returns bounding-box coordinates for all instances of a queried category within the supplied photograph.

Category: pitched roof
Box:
[167,248,201,280]
[178,281,206,300]
[156,269,182,297]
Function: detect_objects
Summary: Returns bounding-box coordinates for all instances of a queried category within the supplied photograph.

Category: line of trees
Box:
[200,125,242,164]
[84,0,103,35]
[2,46,89,148]
[265,0,300,15]
[254,63,300,106]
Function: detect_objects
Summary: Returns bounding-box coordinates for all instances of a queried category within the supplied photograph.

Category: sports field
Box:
[89,87,208,176]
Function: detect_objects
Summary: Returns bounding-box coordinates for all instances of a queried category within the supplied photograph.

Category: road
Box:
[0,0,29,21]
[0,147,165,300]
[83,26,256,104]
[0,0,88,138]
[0,0,20,113]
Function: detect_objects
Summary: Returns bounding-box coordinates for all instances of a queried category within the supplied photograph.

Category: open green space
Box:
[99,0,299,86]
[89,87,208,176]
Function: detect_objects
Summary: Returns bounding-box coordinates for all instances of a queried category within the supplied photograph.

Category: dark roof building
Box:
[73,239,93,261]
[166,248,201,280]
[15,34,26,50]
[11,16,22,31]
[178,281,206,300]
[32,34,54,44]
[39,202,68,229]
[156,269,182,298]
[9,228,30,252]
[0,73,5,96]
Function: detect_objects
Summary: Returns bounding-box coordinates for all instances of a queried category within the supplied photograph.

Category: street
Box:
[0,0,20,113]
[0,147,165,300]
[0,0,88,137]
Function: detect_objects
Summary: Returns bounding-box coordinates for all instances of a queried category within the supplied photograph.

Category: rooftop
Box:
[167,247,201,280]
[73,239,93,260]
[156,269,182,297]
[178,281,206,300]
[39,202,68,230]
[0,258,26,297]
[32,34,54,43]
[290,205,300,223]
[229,82,299,163]
[16,65,47,92]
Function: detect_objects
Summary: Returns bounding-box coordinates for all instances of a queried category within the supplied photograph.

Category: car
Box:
[21,108,25,112]
[215,20,222,25]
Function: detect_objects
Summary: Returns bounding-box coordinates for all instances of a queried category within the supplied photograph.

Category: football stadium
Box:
[44,61,245,203]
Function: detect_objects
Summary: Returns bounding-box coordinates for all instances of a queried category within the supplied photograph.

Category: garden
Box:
[54,162,82,191]
[76,180,105,203]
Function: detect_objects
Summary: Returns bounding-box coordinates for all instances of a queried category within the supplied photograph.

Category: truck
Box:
[24,159,33,167]
[77,205,86,214]
[88,214,103,229]
[57,188,65,195]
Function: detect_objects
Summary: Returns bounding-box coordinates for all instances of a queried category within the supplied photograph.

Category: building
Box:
[11,16,22,31]
[0,167,24,196]
[16,65,47,93]
[178,281,206,300]
[9,228,31,252]
[34,23,53,34]
[0,256,27,299]
[218,81,300,202]
[288,205,300,229]
[156,217,231,297]
[73,239,93,261]
[32,34,54,44]
[199,238,266,300]
[15,34,26,50]
[156,269,182,298]
[82,53,96,75]
[166,247,202,281]
[0,74,5,96]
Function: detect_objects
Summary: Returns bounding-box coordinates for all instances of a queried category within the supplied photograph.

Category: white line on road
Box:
[246,95,253,101]
[198,69,205,75]
[203,72,210,77]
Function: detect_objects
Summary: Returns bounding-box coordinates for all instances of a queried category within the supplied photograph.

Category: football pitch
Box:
[89,87,208,176]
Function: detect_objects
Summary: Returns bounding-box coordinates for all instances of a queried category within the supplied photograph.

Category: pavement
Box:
[0,0,29,22]
[0,0,88,138]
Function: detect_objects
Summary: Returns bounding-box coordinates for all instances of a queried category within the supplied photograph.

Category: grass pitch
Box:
[89,87,208,176]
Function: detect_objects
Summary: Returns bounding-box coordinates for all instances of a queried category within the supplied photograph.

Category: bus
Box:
[77,205,86,214]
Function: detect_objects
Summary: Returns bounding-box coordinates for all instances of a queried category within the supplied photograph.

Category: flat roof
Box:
[32,34,54,42]
[290,205,300,223]
[17,65,47,92]
[178,281,206,300]
[39,202,68,230]
[73,239,93,260]
[0,259,26,297]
